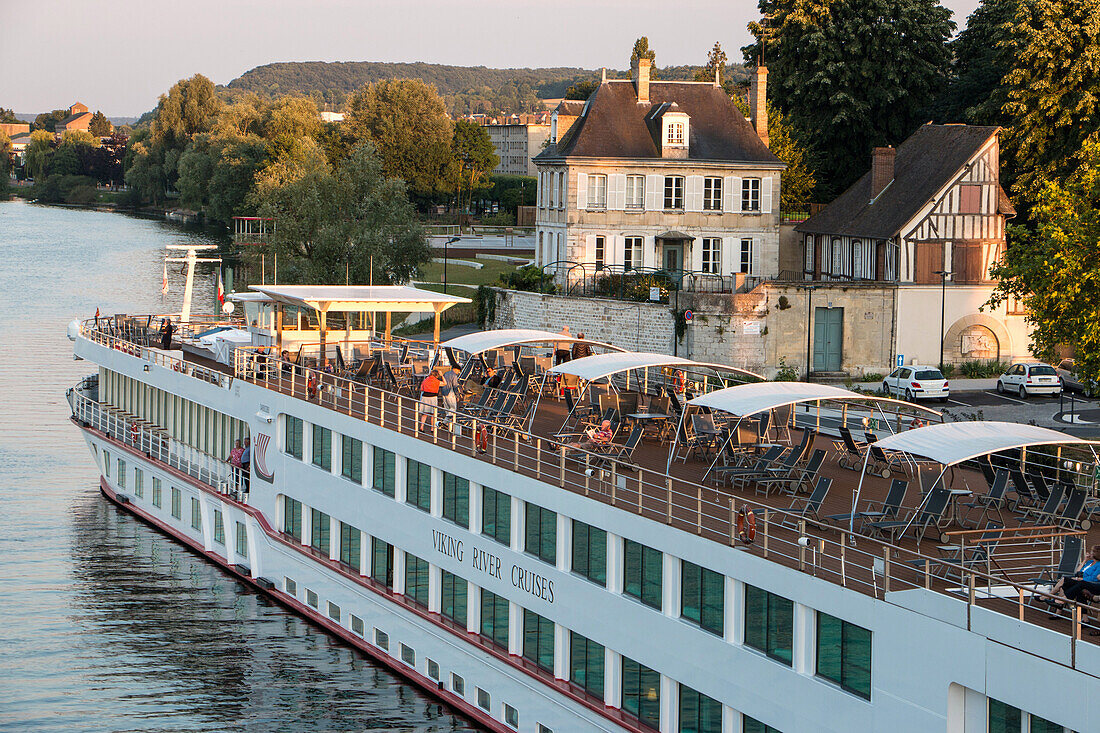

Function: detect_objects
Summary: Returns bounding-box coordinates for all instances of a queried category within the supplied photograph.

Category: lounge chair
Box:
[786,476,833,523]
[826,479,909,531]
[710,446,785,487]
[1007,468,1039,511]
[1028,536,1083,609]
[961,469,1010,526]
[753,449,827,496]
[834,425,867,471]
[1022,480,1066,524]
[868,487,952,542]
[1055,487,1089,530]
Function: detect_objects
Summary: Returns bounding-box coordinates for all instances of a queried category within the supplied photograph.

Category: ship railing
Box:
[79,318,232,388]
[227,348,1100,649]
[69,389,242,498]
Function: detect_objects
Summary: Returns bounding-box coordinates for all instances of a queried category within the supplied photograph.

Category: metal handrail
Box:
[80,318,233,388]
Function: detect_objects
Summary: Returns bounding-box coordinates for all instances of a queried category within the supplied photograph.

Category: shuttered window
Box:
[952,241,986,284]
[912,242,944,284]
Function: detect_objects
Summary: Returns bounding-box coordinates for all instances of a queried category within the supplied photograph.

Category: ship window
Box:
[339,522,361,571]
[743,715,781,733]
[213,509,225,544]
[351,615,364,636]
[569,631,605,700]
[480,589,509,649]
[745,585,794,666]
[117,459,126,489]
[442,472,469,529]
[282,496,303,541]
[235,522,248,559]
[621,655,660,730]
[104,450,111,477]
[681,560,724,636]
[328,602,341,622]
[623,539,662,610]
[404,552,430,608]
[306,589,318,608]
[482,487,512,546]
[477,687,491,711]
[341,435,362,484]
[451,673,465,696]
[374,628,389,651]
[284,577,296,596]
[1026,713,1073,732]
[134,469,144,498]
[312,425,332,471]
[816,612,871,700]
[400,643,415,666]
[170,487,181,519]
[679,683,722,733]
[372,447,395,497]
[310,508,330,554]
[371,538,394,588]
[987,699,1021,733]
[571,520,607,586]
[285,416,304,459]
[427,658,439,680]
[441,570,467,626]
[152,477,162,508]
[524,503,557,565]
[523,609,555,673]
[406,459,431,513]
[504,704,519,728]
[538,726,554,733]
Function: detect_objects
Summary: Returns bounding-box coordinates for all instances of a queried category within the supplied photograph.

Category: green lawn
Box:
[417,257,524,288]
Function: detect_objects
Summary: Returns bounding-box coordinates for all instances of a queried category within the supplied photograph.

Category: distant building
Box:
[320,111,345,123]
[56,102,94,133]
[0,122,30,138]
[482,121,550,177]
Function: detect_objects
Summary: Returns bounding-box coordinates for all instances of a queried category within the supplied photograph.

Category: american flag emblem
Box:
[254,433,274,482]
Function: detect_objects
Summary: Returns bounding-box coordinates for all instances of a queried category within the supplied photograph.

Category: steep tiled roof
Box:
[797,125,1004,238]
[537,80,780,165]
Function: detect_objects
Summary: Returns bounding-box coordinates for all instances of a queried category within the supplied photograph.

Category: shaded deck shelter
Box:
[441,328,625,357]
[249,285,471,363]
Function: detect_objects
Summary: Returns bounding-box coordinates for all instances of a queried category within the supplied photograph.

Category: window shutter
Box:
[762,176,773,215]
[645,174,661,211]
[731,176,743,212]
[576,172,587,210]
[752,237,762,276]
[723,176,736,212]
[687,175,704,211]
[611,173,626,210]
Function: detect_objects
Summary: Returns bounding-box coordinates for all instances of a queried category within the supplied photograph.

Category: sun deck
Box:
[78,314,1100,648]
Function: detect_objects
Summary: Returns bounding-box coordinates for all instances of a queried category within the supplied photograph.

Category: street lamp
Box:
[933,270,952,370]
[443,236,461,294]
[805,285,816,381]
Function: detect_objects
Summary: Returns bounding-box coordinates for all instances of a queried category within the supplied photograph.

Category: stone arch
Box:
[942,313,1013,364]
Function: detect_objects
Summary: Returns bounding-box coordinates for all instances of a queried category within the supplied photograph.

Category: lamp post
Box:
[805,285,816,381]
[933,270,952,370]
[443,236,461,294]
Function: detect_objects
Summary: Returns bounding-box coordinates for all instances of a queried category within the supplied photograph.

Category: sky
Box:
[1,0,980,117]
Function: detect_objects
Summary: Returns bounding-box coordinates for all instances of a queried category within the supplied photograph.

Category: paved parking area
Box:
[937,390,1100,438]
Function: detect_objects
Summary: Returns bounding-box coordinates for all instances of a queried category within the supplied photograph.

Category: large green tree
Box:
[931,0,1017,126]
[693,42,728,83]
[450,120,498,211]
[150,74,222,150]
[24,129,54,180]
[255,142,431,285]
[988,136,1100,386]
[630,37,656,68]
[999,0,1100,205]
[344,79,455,195]
[731,95,818,208]
[89,110,112,136]
[744,0,954,192]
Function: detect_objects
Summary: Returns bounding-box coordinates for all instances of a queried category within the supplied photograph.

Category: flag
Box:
[94,307,100,319]
[217,270,225,304]
[161,263,168,296]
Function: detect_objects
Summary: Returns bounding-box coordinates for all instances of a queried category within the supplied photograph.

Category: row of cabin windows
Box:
[988,699,1076,733]
[581,175,762,213]
[593,235,756,276]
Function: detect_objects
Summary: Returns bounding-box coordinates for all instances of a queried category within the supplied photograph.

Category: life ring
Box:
[737,506,757,544]
[673,370,686,394]
[130,423,139,441]
[910,417,924,430]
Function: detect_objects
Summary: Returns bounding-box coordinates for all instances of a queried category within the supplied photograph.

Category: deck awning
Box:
[871,421,1091,466]
[441,329,624,356]
[688,381,942,417]
[249,285,469,313]
[547,352,760,382]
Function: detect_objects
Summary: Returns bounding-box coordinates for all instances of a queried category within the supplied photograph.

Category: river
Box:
[0,200,476,732]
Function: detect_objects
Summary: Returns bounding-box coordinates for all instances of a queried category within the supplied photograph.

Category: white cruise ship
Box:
[67,283,1100,733]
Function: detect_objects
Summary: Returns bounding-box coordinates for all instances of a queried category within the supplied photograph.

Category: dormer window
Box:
[667,122,684,145]
[658,110,690,158]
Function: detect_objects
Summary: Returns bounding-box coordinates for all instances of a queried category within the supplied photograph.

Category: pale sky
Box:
[1,0,980,117]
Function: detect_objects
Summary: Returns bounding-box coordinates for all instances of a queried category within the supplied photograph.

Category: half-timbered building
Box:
[781,124,1028,374]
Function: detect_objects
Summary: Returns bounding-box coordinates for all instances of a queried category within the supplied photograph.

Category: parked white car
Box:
[882,365,950,402]
[996,362,1062,398]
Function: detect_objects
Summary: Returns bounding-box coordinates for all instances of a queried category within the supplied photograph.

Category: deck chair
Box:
[1026,469,1053,505]
[834,426,867,471]
[1022,480,1065,524]
[757,449,828,497]
[827,479,909,529]
[961,469,1010,526]
[1028,536,1083,609]
[867,442,905,478]
[1008,468,1039,511]
[591,424,645,465]
[868,486,952,542]
[747,445,813,495]
[349,356,377,384]
[1056,487,1088,529]
[787,476,833,522]
[710,446,785,488]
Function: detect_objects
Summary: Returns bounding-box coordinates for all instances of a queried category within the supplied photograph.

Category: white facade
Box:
[485,124,550,177]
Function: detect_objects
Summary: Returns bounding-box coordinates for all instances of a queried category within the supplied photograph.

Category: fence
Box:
[541,261,761,303]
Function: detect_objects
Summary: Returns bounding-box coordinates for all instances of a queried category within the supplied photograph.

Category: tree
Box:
[33,109,69,132]
[344,79,455,195]
[931,0,1018,126]
[732,95,818,207]
[744,0,954,192]
[150,74,222,150]
[259,95,321,141]
[254,142,431,285]
[987,136,1100,386]
[564,79,599,100]
[179,132,268,223]
[0,108,18,124]
[89,110,112,137]
[0,131,11,196]
[450,120,499,211]
[630,37,656,69]
[24,129,54,180]
[693,42,728,83]
[999,0,1100,206]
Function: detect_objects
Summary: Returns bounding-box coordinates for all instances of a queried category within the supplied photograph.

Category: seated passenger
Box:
[1050,544,1100,630]
[567,420,614,452]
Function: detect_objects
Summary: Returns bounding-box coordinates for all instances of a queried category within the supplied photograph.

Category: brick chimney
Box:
[870,146,896,201]
[749,66,768,147]
[633,58,651,104]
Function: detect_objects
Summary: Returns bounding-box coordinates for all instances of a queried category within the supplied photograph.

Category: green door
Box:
[663,244,683,274]
[813,307,844,372]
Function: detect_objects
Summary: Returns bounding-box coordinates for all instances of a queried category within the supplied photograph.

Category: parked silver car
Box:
[1057,359,1095,397]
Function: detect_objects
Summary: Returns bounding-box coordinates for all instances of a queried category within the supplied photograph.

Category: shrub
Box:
[773,357,800,382]
[500,264,554,293]
[66,184,98,206]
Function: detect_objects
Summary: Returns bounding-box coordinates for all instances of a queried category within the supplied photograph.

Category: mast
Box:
[165,244,221,323]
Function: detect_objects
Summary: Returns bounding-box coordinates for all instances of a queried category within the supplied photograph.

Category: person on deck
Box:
[227,440,244,490]
[240,438,251,493]
[1050,545,1100,627]
[440,364,461,416]
[554,326,572,365]
[160,318,175,350]
[481,365,503,390]
[567,419,614,452]
[419,369,442,432]
[571,332,592,360]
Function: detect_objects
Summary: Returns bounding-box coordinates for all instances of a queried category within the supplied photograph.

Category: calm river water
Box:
[0,200,476,732]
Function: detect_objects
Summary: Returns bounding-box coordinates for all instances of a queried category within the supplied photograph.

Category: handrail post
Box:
[559,446,565,488]
[798,520,806,570]
[536,438,541,479]
[513,433,520,471]
[924,559,931,589]
[729,497,737,546]
[763,510,770,558]
[883,549,891,594]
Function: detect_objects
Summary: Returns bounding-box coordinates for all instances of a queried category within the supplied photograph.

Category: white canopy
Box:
[871,421,1089,466]
[688,381,942,417]
[249,285,469,313]
[547,352,759,382]
[441,328,624,356]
